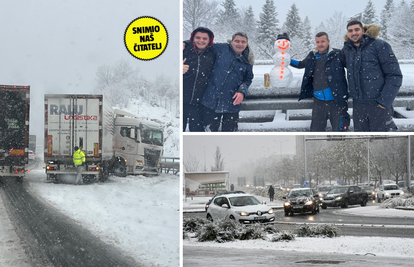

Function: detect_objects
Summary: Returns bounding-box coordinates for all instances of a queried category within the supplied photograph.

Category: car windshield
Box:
[384,185,399,190]
[229,196,261,206]
[288,190,312,197]
[327,187,348,194]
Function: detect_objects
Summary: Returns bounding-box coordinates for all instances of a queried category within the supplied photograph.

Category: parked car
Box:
[28,150,35,161]
[322,185,368,209]
[205,191,245,211]
[283,188,320,216]
[376,184,404,203]
[361,185,376,200]
[286,184,301,192]
[206,194,275,224]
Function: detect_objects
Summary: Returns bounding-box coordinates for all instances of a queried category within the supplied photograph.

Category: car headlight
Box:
[268,209,274,214]
[306,200,313,205]
[319,193,322,197]
[236,211,249,216]
[335,196,342,200]
[284,202,291,207]
[320,198,324,201]
[206,204,209,209]
[401,192,404,195]
[385,192,390,196]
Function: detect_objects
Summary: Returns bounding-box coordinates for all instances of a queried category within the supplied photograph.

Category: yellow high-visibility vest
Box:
[73,149,85,166]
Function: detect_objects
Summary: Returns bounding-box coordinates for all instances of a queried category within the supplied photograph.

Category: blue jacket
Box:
[290,47,348,106]
[201,42,254,113]
[342,25,403,109]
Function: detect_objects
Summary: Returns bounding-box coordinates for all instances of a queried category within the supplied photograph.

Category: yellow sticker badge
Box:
[124,16,168,61]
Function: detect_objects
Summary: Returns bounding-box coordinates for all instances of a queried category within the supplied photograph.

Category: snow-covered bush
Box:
[183,217,209,233]
[271,232,295,242]
[380,194,414,209]
[197,218,239,243]
[293,223,341,238]
[263,224,282,234]
[238,224,266,240]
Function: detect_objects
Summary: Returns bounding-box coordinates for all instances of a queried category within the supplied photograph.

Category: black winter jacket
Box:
[183,35,215,105]
[342,25,403,109]
[290,47,348,106]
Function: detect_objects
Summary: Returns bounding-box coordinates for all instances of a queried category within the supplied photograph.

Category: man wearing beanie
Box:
[183,27,215,132]
[342,20,402,131]
[290,32,350,131]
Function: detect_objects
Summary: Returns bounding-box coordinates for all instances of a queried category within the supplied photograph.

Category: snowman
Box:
[269,33,293,88]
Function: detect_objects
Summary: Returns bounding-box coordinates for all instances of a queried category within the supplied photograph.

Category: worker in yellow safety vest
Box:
[73,146,85,185]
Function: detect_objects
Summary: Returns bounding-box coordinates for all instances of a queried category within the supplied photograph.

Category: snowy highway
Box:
[1,160,180,267]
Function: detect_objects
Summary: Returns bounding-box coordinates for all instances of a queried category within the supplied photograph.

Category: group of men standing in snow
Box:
[182,20,403,132]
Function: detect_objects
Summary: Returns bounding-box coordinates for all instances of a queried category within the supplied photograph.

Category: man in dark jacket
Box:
[201,32,254,132]
[342,21,403,131]
[290,32,350,131]
[183,27,215,132]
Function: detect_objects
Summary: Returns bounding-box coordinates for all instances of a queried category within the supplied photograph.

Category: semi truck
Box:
[44,94,164,182]
[0,85,30,178]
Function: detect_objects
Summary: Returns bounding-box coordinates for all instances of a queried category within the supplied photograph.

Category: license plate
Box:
[324,200,332,203]
[254,216,265,220]
[294,205,303,209]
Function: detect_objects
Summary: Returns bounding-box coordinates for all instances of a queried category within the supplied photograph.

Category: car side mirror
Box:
[222,204,229,209]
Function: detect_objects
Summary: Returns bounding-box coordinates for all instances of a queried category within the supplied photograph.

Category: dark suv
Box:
[283,188,320,216]
[322,186,368,209]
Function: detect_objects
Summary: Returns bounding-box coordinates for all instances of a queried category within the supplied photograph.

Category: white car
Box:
[206,194,275,224]
[28,150,35,161]
[376,184,404,203]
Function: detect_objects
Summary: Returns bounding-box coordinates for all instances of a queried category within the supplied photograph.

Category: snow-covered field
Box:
[183,195,414,259]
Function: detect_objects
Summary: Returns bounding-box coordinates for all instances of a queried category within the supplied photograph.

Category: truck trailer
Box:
[44,94,164,182]
[0,85,30,178]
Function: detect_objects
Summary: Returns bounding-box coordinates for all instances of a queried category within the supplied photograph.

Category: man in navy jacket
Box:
[342,21,403,131]
[201,32,254,132]
[290,32,349,131]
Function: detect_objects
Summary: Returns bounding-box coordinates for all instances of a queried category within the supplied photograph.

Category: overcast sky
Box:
[234,0,389,26]
[183,135,297,172]
[0,0,179,140]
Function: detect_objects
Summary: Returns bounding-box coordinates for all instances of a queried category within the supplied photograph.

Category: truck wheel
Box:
[114,164,127,177]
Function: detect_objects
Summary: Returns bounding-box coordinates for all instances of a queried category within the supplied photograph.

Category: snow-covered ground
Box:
[183,195,414,259]
[0,167,179,267]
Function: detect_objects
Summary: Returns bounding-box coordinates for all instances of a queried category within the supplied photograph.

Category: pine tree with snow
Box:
[380,0,395,40]
[285,3,303,39]
[214,0,240,42]
[301,16,313,51]
[257,0,279,52]
[362,0,377,24]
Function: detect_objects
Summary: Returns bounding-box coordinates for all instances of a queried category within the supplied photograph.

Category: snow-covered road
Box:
[1,166,180,267]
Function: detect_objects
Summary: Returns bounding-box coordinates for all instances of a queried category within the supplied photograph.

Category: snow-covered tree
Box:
[94,60,143,108]
[387,0,414,58]
[183,0,219,39]
[211,146,225,171]
[323,11,348,49]
[301,16,313,51]
[214,0,240,41]
[184,154,201,172]
[257,0,279,54]
[284,3,302,39]
[380,0,395,40]
[362,0,377,24]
